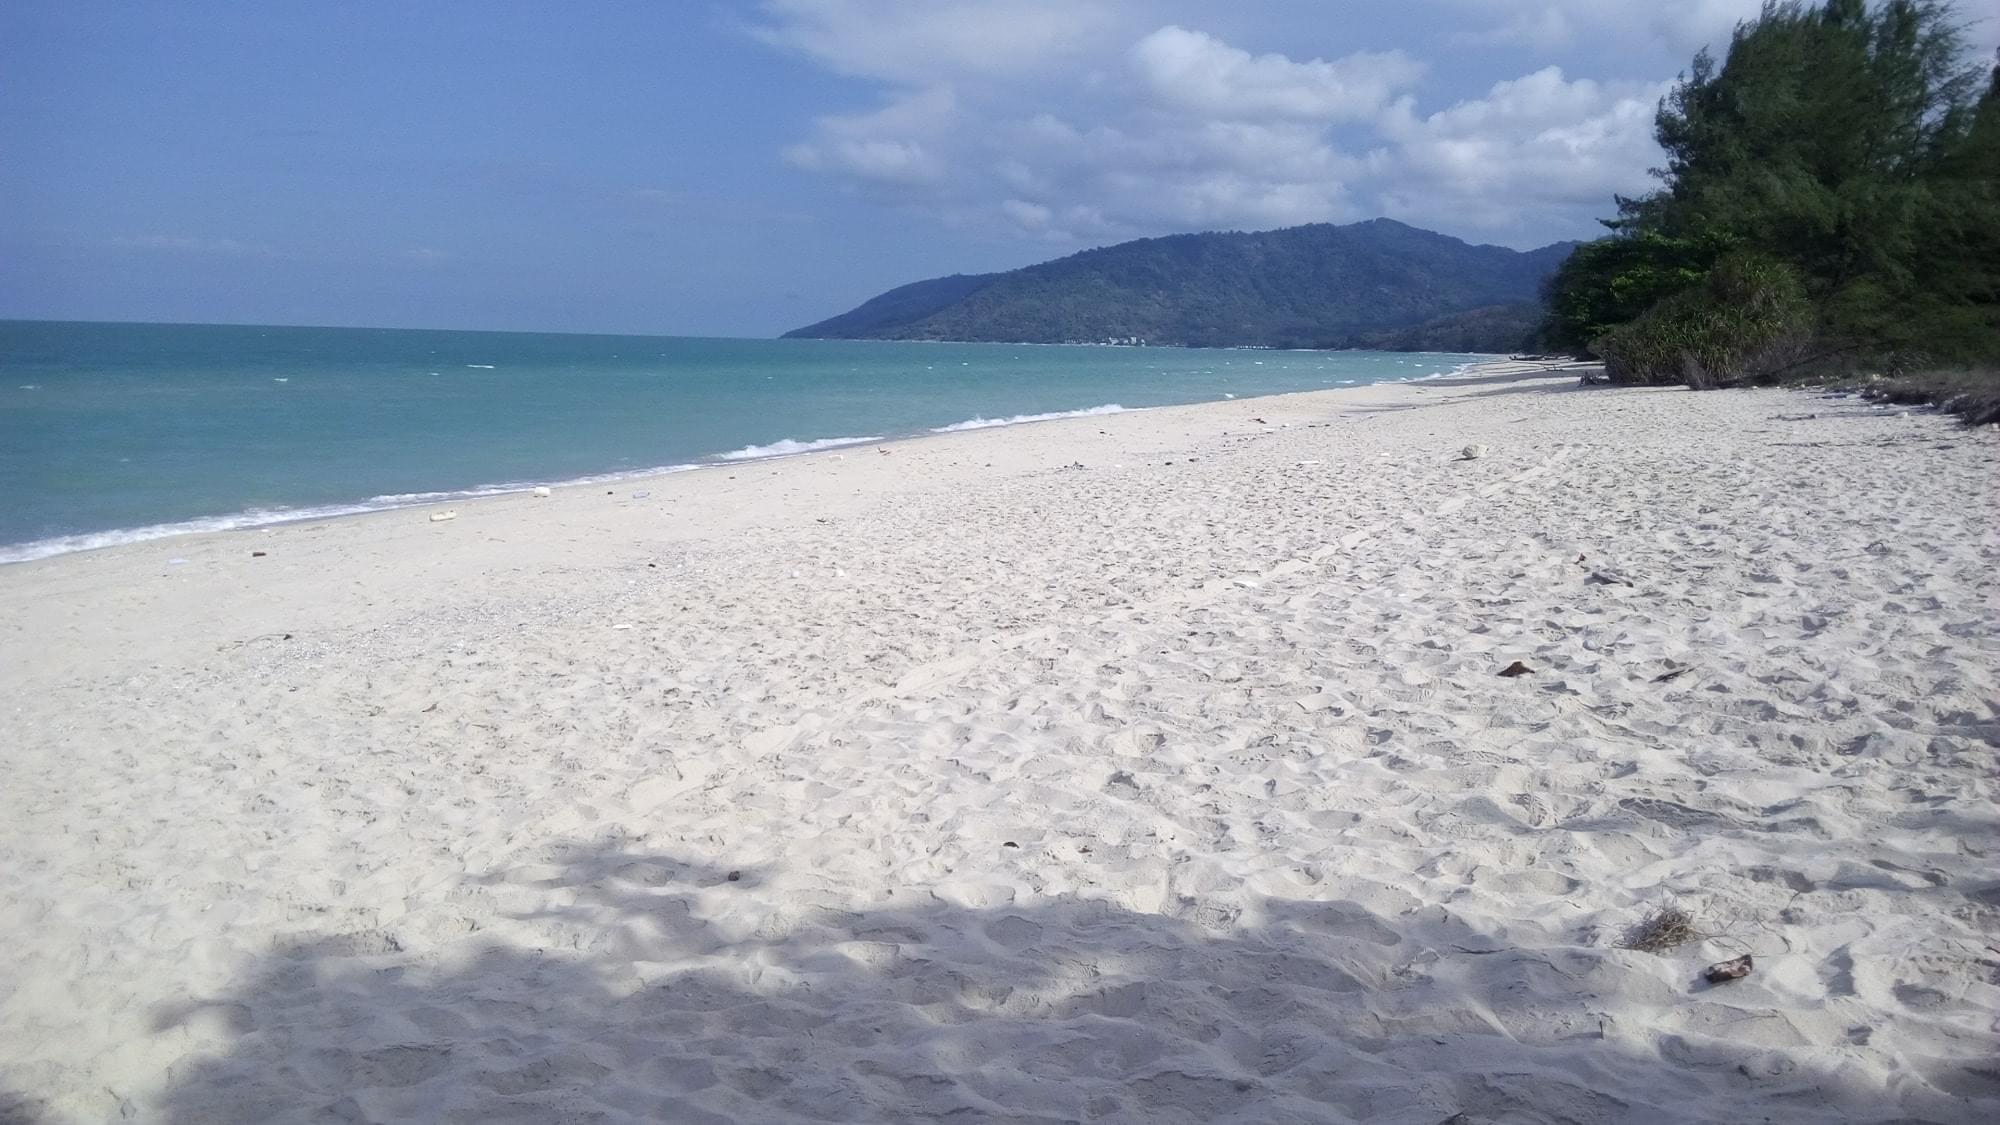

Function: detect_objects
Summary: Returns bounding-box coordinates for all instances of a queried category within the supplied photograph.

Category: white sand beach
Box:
[2,366,1996,1124]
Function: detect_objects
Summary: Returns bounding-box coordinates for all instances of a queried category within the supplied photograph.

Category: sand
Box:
[2,365,1996,1124]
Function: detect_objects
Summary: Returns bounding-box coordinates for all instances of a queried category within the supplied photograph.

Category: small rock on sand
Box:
[1703,954,1754,984]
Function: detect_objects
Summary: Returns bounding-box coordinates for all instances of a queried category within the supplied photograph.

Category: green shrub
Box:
[1594,255,1814,388]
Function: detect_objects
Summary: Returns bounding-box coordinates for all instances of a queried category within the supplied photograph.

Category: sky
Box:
[3,1,1990,338]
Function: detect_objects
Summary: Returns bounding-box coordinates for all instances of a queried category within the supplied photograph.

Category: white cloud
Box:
[982,111,1370,235]
[1000,198,1054,231]
[749,0,1119,83]
[786,137,945,185]
[1373,67,1670,229]
[782,85,957,188]
[764,13,1687,245]
[1450,0,1766,54]
[1130,25,1423,121]
[1644,0,1774,52]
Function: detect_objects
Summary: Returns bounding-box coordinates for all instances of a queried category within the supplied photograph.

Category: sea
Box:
[0,320,1488,563]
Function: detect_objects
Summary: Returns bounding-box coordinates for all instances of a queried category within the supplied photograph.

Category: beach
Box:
[2,365,1996,1122]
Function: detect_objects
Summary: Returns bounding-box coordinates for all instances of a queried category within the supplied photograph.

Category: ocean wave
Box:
[0,503,411,564]
[0,464,708,565]
[364,486,522,504]
[932,404,1126,433]
[1432,358,1500,379]
[716,435,885,460]
[457,463,704,493]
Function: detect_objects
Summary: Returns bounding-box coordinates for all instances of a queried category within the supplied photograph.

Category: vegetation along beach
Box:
[2,2,1995,1123]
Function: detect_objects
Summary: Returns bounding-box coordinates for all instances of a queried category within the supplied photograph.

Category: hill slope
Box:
[786,220,1577,349]
[1336,302,1548,353]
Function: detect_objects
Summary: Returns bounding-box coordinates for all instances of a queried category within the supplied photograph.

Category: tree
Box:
[1546,1,1999,376]
[1540,231,1729,352]
[1904,50,2000,359]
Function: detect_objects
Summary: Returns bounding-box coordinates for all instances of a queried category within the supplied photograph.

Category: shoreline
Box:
[4,361,1991,1123]
[2,362,1578,682]
[0,355,1558,567]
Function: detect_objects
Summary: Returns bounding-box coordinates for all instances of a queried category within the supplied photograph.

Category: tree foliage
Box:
[1545,1,2000,380]
[1540,231,1730,352]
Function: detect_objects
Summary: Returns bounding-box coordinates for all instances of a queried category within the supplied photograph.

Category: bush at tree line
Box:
[1595,254,1814,387]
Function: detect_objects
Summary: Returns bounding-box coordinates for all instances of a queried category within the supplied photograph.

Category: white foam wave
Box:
[0,464,709,565]
[366,486,520,504]
[0,503,408,564]
[716,435,885,460]
[931,404,1128,433]
[1430,358,1497,379]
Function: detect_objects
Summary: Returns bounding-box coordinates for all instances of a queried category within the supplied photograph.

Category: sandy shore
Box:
[2,365,1996,1124]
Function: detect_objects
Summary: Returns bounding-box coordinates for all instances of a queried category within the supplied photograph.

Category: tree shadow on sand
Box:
[146,841,1985,1125]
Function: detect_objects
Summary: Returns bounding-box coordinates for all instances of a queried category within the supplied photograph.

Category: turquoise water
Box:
[0,321,1484,561]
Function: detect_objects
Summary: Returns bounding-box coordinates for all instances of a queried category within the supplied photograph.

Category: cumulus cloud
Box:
[758,6,1693,245]
[1000,198,1055,230]
[1449,0,1767,54]
[749,0,1119,83]
[1060,118,1365,230]
[1374,68,1672,229]
[1130,26,1423,121]
[782,85,957,189]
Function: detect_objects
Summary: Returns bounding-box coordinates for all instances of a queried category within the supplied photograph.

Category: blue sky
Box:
[4,1,1989,337]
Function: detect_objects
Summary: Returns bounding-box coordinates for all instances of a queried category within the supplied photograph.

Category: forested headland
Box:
[785,220,1575,352]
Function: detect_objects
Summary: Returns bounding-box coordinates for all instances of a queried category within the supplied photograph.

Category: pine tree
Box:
[1544,1,1998,374]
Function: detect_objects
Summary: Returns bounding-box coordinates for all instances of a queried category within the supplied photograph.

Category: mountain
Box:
[787,273,1000,340]
[785,219,1579,350]
[1335,301,1548,354]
